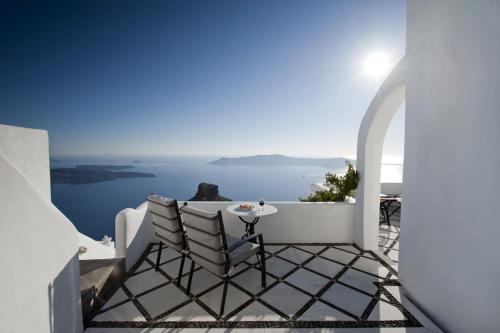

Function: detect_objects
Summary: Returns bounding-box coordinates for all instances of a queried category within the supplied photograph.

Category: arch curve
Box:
[355,57,406,249]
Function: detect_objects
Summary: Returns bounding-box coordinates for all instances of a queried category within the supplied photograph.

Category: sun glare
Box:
[363,51,391,80]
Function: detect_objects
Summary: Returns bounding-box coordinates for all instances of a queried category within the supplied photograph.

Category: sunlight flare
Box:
[363,51,391,80]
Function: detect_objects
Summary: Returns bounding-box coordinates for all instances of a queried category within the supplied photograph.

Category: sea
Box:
[50,156,403,240]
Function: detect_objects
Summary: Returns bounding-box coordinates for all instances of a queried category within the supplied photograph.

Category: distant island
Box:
[76,165,134,170]
[210,154,354,169]
[132,160,143,163]
[51,165,155,184]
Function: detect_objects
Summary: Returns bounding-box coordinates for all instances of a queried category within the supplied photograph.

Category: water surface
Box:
[51,156,402,240]
[51,156,335,239]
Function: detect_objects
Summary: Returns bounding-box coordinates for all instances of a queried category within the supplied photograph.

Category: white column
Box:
[355,61,406,249]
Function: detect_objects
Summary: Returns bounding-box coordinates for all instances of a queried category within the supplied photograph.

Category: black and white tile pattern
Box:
[87,236,421,329]
[379,204,401,269]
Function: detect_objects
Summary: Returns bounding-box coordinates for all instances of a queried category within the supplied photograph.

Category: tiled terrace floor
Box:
[85,204,441,332]
[86,228,437,331]
[378,204,401,272]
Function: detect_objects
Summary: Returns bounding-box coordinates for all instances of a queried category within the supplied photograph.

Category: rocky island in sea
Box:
[51,165,155,184]
[190,183,232,201]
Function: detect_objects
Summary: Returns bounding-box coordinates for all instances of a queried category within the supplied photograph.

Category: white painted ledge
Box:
[115,202,154,271]
[78,232,115,260]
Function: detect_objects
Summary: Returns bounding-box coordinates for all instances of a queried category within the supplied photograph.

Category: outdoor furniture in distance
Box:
[380,196,402,226]
[181,204,266,318]
[147,195,187,286]
[226,203,278,239]
[380,182,403,197]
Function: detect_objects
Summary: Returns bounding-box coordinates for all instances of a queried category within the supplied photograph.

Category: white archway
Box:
[355,58,406,249]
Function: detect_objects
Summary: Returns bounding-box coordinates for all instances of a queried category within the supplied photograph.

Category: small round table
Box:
[226,203,278,239]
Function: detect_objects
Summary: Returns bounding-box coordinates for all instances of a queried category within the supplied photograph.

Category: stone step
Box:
[80,258,125,325]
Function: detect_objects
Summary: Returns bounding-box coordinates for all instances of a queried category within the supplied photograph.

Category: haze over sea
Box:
[50,156,402,240]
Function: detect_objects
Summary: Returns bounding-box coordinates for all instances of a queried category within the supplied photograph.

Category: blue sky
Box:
[0,0,406,159]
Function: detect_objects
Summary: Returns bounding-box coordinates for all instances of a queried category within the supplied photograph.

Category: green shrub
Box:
[300,161,359,202]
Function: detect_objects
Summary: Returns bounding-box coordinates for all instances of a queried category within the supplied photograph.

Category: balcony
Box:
[82,201,439,332]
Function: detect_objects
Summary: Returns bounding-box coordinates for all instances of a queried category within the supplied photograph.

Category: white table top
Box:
[226,203,278,218]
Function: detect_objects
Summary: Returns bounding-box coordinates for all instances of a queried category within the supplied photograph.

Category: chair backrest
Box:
[147,195,186,253]
[181,205,230,276]
[380,182,403,197]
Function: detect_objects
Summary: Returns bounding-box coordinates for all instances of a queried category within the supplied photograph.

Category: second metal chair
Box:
[181,204,266,319]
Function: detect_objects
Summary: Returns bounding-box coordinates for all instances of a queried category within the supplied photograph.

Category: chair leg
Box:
[387,201,394,226]
[260,251,266,288]
[155,242,163,271]
[255,254,261,270]
[385,205,391,226]
[176,253,186,286]
[219,277,229,319]
[381,204,389,226]
[186,260,195,294]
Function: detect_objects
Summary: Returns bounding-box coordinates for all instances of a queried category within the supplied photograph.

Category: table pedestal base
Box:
[238,216,260,239]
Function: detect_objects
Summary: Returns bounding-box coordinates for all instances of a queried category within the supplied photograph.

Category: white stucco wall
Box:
[115,200,355,270]
[399,1,500,332]
[0,126,83,333]
[0,124,51,200]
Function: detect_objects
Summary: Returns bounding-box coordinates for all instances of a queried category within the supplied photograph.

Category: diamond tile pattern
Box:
[378,203,401,263]
[89,239,420,329]
[299,300,356,321]
[264,255,296,278]
[274,246,313,264]
[304,256,344,277]
[198,284,251,316]
[228,300,285,321]
[338,267,383,295]
[159,301,215,322]
[260,282,311,317]
[321,282,373,317]
[285,268,329,294]
[321,247,357,264]
[137,283,190,318]
[124,268,169,295]
[232,268,276,294]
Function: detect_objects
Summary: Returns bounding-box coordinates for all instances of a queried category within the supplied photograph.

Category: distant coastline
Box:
[210,154,354,169]
[76,165,134,170]
[51,165,155,184]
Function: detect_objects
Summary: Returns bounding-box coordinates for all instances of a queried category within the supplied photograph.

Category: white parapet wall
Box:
[186,201,355,243]
[0,125,83,333]
[115,200,355,270]
[0,125,116,262]
[78,232,115,260]
[115,202,154,271]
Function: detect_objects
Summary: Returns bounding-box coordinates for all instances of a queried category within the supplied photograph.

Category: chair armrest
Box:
[228,233,263,252]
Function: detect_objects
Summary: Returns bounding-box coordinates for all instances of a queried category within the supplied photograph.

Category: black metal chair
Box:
[379,196,402,226]
[181,204,266,319]
[147,195,187,286]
